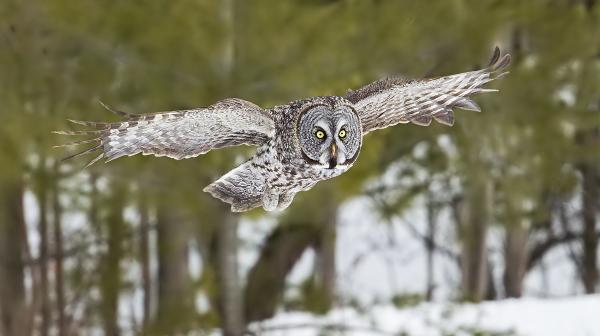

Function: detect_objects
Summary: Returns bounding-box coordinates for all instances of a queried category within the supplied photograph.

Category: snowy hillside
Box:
[251,295,600,336]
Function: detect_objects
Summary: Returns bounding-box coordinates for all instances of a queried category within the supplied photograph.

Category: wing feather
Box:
[55,98,274,166]
[347,47,510,133]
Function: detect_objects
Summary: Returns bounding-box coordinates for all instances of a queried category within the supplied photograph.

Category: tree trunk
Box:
[155,204,192,334]
[485,259,497,300]
[576,128,599,294]
[503,222,529,298]
[100,183,125,336]
[313,198,337,311]
[0,181,29,336]
[425,196,437,301]
[580,162,599,293]
[455,177,492,302]
[52,164,66,336]
[213,0,246,332]
[244,222,318,322]
[216,208,244,336]
[244,190,337,322]
[139,195,151,332]
[37,165,50,336]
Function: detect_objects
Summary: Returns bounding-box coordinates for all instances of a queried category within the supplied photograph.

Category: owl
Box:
[56,48,510,212]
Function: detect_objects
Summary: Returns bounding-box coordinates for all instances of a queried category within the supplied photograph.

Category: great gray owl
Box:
[56,48,510,212]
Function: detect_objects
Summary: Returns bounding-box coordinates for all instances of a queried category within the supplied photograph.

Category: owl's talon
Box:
[262,188,279,212]
[277,193,296,211]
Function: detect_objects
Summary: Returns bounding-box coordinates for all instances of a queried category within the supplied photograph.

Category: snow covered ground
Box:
[251,295,600,336]
[243,195,597,336]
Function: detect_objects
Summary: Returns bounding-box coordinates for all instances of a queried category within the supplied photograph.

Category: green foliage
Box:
[296,276,333,314]
[440,326,518,336]
[392,292,425,308]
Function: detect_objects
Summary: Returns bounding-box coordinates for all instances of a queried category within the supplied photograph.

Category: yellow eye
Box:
[315,130,326,139]
[338,129,347,138]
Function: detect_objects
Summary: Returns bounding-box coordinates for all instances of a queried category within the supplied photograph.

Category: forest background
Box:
[0,0,599,335]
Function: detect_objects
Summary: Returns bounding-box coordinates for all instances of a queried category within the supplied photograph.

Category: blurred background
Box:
[1,0,599,335]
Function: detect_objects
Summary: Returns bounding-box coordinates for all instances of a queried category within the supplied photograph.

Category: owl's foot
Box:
[262,189,295,211]
[262,188,279,211]
[277,193,296,210]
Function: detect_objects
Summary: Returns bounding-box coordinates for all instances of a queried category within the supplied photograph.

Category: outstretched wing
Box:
[346,47,511,133]
[54,98,274,167]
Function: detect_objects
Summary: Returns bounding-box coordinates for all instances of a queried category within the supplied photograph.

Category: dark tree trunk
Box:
[138,195,151,331]
[576,129,599,294]
[216,208,244,336]
[37,165,50,336]
[215,0,245,330]
[454,177,492,302]
[313,198,337,311]
[0,181,29,336]
[503,224,528,298]
[485,260,497,300]
[580,162,599,293]
[52,165,66,336]
[100,183,126,336]
[155,204,192,334]
[425,196,437,301]
[244,188,339,321]
[244,223,318,322]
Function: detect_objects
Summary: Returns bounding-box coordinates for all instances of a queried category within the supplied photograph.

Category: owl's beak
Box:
[328,144,338,169]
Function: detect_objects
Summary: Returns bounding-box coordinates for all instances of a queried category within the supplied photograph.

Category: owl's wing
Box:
[54,98,274,167]
[346,47,510,134]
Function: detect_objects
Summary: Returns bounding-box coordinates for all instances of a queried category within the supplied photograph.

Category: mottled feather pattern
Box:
[345,76,414,103]
[347,47,510,133]
[55,98,274,166]
[268,97,353,185]
[210,98,351,211]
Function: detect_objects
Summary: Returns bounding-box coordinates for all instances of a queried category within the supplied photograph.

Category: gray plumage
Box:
[56,48,510,212]
[347,46,510,131]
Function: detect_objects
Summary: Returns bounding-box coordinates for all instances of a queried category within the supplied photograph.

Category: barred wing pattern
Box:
[346,47,510,133]
[55,98,274,167]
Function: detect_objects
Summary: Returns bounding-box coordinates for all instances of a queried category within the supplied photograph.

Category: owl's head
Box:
[297,97,362,170]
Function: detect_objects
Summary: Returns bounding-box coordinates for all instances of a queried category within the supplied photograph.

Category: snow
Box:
[243,194,597,336]
[252,295,600,336]
[331,195,582,304]
[334,196,446,305]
